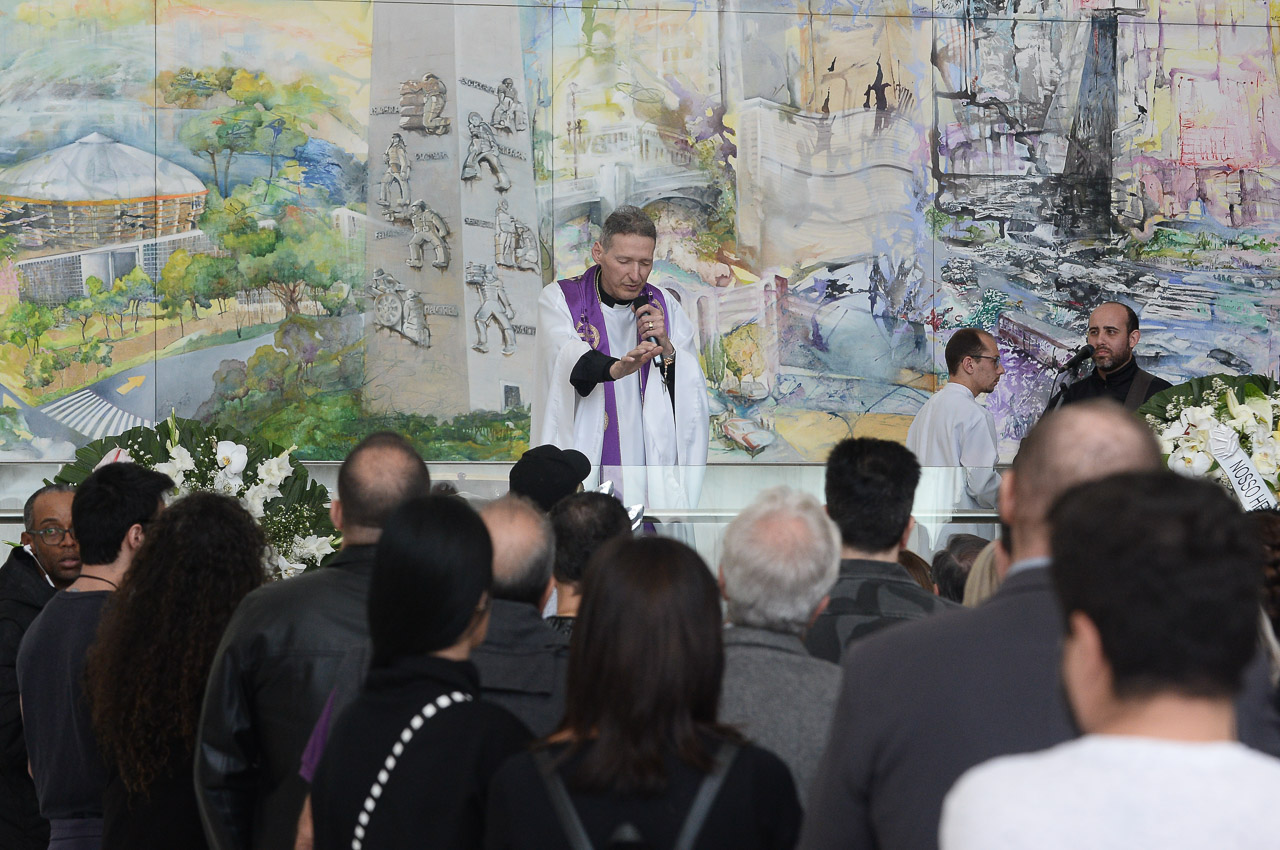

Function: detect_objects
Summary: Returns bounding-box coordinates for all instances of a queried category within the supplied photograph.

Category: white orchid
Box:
[1224,389,1263,435]
[215,441,249,476]
[1253,437,1280,484]
[290,534,336,565]
[1157,422,1188,456]
[274,552,306,580]
[212,469,244,497]
[243,482,280,520]
[1168,446,1213,478]
[256,446,295,488]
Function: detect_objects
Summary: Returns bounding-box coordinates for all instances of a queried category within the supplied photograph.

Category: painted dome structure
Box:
[0,133,207,251]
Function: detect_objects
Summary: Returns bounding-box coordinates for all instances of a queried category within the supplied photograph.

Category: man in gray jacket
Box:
[718,486,842,799]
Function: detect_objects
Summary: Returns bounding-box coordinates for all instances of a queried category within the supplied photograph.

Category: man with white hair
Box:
[718,486,843,799]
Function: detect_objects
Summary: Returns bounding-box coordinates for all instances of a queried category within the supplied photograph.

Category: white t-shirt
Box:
[940,734,1280,850]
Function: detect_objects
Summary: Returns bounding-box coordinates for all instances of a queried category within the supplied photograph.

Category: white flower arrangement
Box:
[1140,374,1280,504]
[60,412,336,580]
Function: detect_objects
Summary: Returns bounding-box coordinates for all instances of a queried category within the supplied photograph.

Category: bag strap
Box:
[1124,368,1155,412]
[533,749,595,850]
[350,691,471,850]
[672,741,740,850]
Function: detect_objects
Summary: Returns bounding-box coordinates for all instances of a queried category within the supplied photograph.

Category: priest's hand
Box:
[634,303,672,357]
[609,341,662,380]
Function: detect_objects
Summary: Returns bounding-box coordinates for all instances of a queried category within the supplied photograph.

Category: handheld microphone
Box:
[1057,344,1095,373]
[631,291,664,369]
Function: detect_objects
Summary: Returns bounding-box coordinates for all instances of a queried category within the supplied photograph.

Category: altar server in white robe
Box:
[906,327,1003,552]
[532,205,708,513]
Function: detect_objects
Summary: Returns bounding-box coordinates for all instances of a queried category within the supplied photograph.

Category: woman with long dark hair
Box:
[485,536,801,850]
[308,495,532,849]
[85,492,266,849]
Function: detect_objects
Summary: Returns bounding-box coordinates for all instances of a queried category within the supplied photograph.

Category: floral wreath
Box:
[53,413,337,579]
[1138,374,1280,507]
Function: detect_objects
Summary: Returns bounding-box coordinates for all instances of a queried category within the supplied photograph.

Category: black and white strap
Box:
[351,690,473,850]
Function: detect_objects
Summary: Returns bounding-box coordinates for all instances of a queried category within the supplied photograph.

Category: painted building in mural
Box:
[0,0,1275,466]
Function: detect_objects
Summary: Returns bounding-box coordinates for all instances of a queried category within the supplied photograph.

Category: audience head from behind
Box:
[333,432,431,546]
[1049,472,1261,733]
[86,492,266,797]
[824,437,919,560]
[72,462,174,570]
[719,486,840,637]
[1001,399,1161,566]
[480,494,556,608]
[932,533,989,603]
[898,549,935,593]
[548,491,631,618]
[21,482,81,588]
[368,495,493,668]
[562,535,732,793]
[509,444,592,512]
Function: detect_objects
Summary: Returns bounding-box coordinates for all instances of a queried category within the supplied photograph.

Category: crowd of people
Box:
[3,400,1280,850]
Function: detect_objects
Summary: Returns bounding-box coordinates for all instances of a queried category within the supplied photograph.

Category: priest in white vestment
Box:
[906,328,1004,552]
[532,206,709,512]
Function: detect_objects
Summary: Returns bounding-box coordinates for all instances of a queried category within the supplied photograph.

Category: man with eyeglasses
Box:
[0,484,80,850]
[907,328,1004,550]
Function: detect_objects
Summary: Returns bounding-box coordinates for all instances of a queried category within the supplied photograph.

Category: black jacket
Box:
[1048,356,1172,411]
[311,656,531,850]
[195,545,376,850]
[471,600,571,738]
[0,546,54,850]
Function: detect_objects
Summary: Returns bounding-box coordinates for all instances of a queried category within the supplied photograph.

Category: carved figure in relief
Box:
[378,134,411,219]
[399,74,451,135]
[461,112,511,192]
[465,262,516,355]
[491,78,527,133]
[406,200,451,271]
[369,268,431,347]
[495,199,539,271]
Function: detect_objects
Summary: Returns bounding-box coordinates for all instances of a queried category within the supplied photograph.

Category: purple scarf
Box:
[558,265,670,466]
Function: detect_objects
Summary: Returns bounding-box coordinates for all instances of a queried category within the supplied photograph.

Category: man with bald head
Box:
[474,495,569,737]
[800,401,1166,850]
[196,433,431,850]
[1048,301,1171,412]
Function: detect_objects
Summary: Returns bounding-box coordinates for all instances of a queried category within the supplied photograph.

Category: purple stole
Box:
[558,265,670,467]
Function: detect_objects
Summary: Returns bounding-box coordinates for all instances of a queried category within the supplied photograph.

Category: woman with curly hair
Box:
[85,492,265,849]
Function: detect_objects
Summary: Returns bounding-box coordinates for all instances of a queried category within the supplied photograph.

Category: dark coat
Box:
[799,564,1280,850]
[485,737,801,850]
[311,656,531,850]
[0,546,54,850]
[1048,356,1171,411]
[195,545,376,850]
[470,600,570,737]
[804,558,960,663]
[799,566,1073,850]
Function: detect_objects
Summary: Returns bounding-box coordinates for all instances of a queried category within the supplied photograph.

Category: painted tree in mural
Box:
[166,66,356,201]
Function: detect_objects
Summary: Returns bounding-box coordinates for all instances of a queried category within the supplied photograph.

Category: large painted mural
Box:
[0,0,1276,463]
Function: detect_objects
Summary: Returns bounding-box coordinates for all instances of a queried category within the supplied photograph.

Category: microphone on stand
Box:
[1057,344,1095,373]
[631,292,664,369]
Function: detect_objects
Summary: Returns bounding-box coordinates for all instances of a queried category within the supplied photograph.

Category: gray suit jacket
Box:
[799,567,1073,850]
[718,625,841,799]
[799,565,1280,850]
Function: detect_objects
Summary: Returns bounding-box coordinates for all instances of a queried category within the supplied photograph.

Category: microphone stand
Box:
[1048,358,1089,413]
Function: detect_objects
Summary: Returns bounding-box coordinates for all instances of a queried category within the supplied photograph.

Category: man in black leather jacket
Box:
[195,433,431,850]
